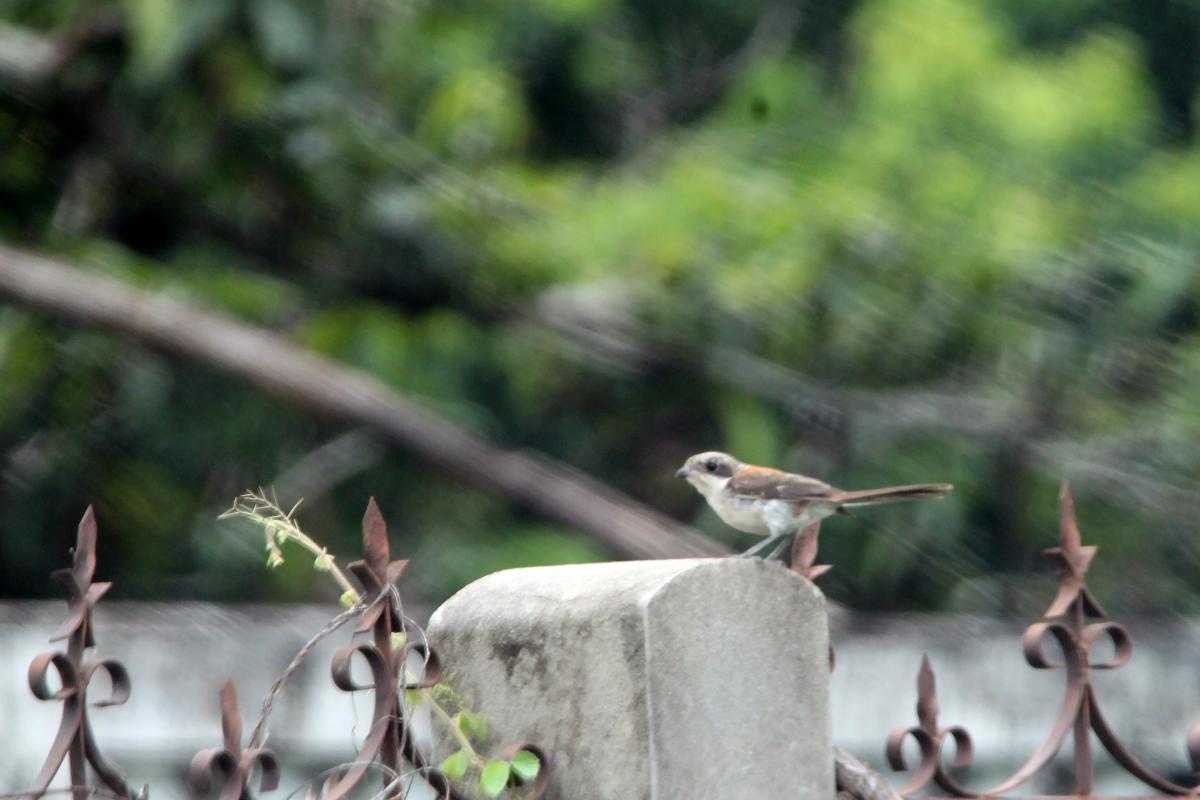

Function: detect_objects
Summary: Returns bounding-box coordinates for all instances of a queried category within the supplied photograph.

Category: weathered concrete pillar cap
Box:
[428,558,834,799]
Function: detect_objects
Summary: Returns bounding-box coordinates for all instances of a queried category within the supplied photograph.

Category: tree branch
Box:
[270,428,386,507]
[0,22,61,85]
[530,290,1200,520]
[526,283,1024,438]
[0,244,726,560]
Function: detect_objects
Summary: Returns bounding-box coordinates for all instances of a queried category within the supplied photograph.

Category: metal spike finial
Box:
[886,484,1200,798]
[915,655,939,732]
[789,521,832,580]
[26,508,136,800]
[362,496,390,578]
[1045,482,1104,620]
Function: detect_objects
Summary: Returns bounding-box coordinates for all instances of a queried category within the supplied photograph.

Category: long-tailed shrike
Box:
[676,451,952,559]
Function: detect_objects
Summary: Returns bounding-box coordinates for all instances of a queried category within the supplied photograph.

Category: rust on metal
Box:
[790,520,836,669]
[191,681,280,800]
[16,500,549,800]
[24,507,142,800]
[315,498,551,800]
[886,482,1200,798]
[790,520,832,581]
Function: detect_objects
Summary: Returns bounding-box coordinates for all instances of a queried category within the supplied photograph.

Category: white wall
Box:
[3,601,1200,798]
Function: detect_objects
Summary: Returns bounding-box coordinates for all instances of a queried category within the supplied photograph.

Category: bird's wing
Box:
[725,467,837,502]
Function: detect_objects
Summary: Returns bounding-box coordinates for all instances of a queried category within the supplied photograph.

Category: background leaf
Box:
[479,760,511,797]
[4,0,1200,620]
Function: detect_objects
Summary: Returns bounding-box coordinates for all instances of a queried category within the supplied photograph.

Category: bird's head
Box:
[675,451,741,495]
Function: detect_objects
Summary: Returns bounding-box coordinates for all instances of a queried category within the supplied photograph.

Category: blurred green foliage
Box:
[2,0,1200,616]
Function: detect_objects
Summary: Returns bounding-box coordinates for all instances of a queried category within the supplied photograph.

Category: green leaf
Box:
[510,750,541,781]
[404,688,423,708]
[717,391,780,469]
[128,0,182,79]
[339,590,359,607]
[439,749,470,781]
[479,760,510,797]
[249,0,315,69]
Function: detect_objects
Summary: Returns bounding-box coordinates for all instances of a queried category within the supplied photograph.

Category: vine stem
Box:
[279,524,359,601]
[221,489,484,773]
[219,490,361,604]
[425,690,486,769]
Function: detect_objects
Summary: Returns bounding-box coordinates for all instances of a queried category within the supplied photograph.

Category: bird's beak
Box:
[675,467,691,478]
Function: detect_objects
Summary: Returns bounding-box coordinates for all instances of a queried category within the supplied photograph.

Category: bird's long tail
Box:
[832,483,953,507]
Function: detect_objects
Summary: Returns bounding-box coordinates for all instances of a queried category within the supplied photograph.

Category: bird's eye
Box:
[705,458,719,473]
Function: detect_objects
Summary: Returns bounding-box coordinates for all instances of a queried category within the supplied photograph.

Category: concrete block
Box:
[427,558,834,799]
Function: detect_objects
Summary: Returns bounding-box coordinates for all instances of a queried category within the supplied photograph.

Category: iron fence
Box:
[885,485,1200,798]
[8,485,1200,799]
[10,501,549,800]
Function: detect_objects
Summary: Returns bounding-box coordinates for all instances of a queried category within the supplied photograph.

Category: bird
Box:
[675,451,952,560]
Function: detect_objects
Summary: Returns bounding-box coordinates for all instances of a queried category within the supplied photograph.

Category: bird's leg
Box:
[735,508,797,559]
[765,533,796,562]
[734,533,785,559]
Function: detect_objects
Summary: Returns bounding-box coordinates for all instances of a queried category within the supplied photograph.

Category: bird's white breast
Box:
[688,476,772,536]
[709,494,776,536]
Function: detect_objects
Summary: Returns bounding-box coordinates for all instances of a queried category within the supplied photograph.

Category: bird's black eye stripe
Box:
[705,458,719,472]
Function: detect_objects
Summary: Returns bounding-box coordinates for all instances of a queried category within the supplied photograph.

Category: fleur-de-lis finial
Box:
[51,506,112,646]
[321,499,421,800]
[886,654,975,796]
[191,681,280,800]
[27,507,138,800]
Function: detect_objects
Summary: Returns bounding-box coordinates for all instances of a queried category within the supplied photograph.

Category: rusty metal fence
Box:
[10,501,548,800]
[796,483,1200,799]
[882,485,1200,798]
[7,485,1200,799]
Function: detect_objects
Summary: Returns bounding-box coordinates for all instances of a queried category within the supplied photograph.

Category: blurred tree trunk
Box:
[0,244,726,561]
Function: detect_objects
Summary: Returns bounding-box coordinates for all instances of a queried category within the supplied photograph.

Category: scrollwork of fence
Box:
[11,501,548,800]
[11,484,1200,800]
